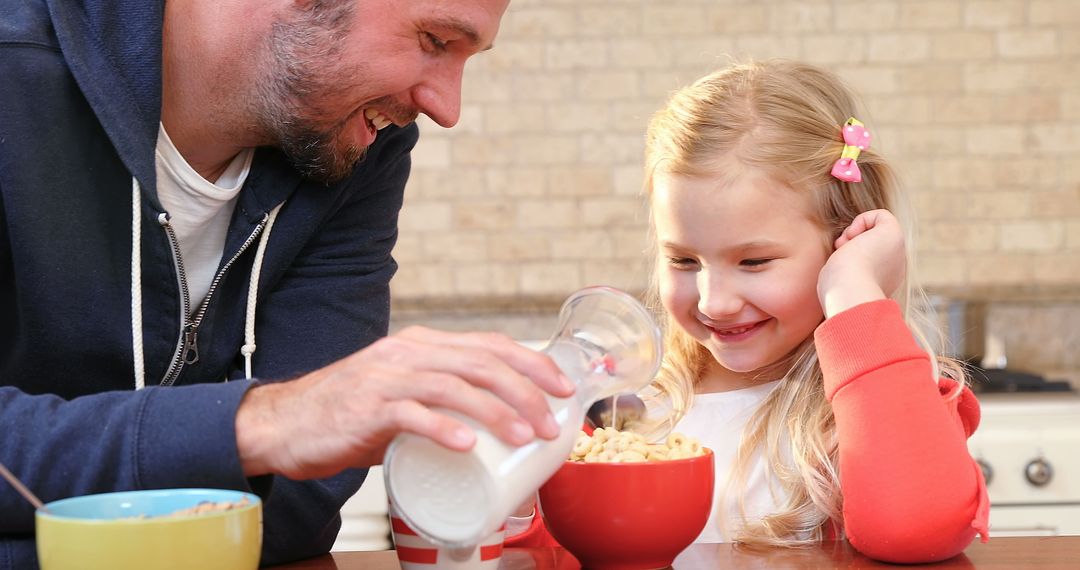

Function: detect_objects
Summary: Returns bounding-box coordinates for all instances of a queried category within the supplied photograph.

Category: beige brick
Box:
[483,41,545,72]
[934,158,998,188]
[670,38,740,69]
[996,30,1059,59]
[582,259,651,293]
[801,35,867,65]
[398,201,453,232]
[1030,0,1080,25]
[708,4,769,33]
[966,254,1033,285]
[966,126,1025,155]
[768,2,832,32]
[1068,220,1080,249]
[422,232,488,261]
[992,94,1062,123]
[508,72,574,103]
[965,1,1026,28]
[408,168,488,199]
[490,231,551,262]
[483,103,546,134]
[1031,190,1080,218]
[962,62,1029,92]
[453,263,520,296]
[1064,31,1080,57]
[520,262,582,296]
[550,231,614,260]
[614,165,646,197]
[900,1,963,29]
[512,135,580,165]
[546,40,609,69]
[461,72,512,103]
[835,2,899,31]
[410,138,451,169]
[999,221,1065,251]
[610,39,674,69]
[390,264,452,298]
[931,95,995,124]
[911,192,971,223]
[1065,93,1080,121]
[734,35,801,60]
[449,135,513,166]
[990,158,1060,188]
[897,65,964,94]
[1033,253,1080,283]
[613,228,650,258]
[932,32,995,61]
[897,126,964,156]
[549,167,613,197]
[581,197,648,228]
[839,66,900,95]
[578,71,640,101]
[392,234,422,264]
[502,7,576,38]
[864,95,931,124]
[546,102,616,134]
[642,70,697,99]
[611,102,662,135]
[1032,125,1080,154]
[516,199,580,229]
[451,105,485,136]
[642,5,710,36]
[486,168,546,198]
[965,191,1031,219]
[581,133,645,165]
[1028,62,1080,91]
[917,254,968,288]
[577,6,641,37]
[868,34,928,62]
[1064,159,1080,185]
[454,199,515,230]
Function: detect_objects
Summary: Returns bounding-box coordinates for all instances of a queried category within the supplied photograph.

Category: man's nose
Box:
[414,62,464,128]
[697,271,743,319]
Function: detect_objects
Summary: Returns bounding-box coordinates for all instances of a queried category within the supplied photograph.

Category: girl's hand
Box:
[817,209,906,318]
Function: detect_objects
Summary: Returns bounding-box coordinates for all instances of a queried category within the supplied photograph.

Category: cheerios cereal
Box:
[567,428,706,463]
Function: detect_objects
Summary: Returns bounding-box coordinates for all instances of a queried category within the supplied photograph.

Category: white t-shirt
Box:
[155,124,254,311]
[674,380,789,543]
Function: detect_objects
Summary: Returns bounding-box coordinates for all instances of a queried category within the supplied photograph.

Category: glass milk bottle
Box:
[383,286,662,548]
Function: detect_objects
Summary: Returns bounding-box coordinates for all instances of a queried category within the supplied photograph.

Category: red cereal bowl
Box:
[537,449,714,570]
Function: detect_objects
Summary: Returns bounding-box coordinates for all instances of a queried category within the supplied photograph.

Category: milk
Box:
[384,393,584,547]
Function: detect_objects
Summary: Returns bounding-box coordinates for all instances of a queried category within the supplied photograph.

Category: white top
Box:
[674,380,788,543]
[155,124,254,310]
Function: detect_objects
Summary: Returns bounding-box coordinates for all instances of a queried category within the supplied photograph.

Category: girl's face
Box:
[651,166,830,390]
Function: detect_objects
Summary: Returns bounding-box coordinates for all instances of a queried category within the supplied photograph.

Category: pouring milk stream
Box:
[383,286,662,548]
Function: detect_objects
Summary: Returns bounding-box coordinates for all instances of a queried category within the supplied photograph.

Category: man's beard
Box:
[254,1,366,184]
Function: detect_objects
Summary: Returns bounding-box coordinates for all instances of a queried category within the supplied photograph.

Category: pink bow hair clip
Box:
[830,117,871,183]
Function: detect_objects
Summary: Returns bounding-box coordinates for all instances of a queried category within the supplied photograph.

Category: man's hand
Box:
[235,326,574,480]
[817,209,906,319]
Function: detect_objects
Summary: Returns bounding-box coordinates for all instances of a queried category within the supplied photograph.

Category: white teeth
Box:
[373,116,391,130]
[363,108,379,120]
[718,325,753,335]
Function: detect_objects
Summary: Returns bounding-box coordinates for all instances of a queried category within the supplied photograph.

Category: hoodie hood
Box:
[46,0,163,198]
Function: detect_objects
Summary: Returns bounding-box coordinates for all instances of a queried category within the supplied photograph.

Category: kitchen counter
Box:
[273,536,1080,569]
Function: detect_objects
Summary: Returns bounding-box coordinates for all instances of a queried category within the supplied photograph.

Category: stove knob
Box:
[1025,458,1053,487]
[976,459,993,485]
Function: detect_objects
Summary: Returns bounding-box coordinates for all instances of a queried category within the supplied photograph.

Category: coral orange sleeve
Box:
[815,300,990,563]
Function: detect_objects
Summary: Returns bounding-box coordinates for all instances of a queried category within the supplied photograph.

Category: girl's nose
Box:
[696,272,744,320]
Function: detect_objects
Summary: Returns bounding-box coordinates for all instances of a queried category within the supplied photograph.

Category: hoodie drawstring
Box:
[130,175,283,387]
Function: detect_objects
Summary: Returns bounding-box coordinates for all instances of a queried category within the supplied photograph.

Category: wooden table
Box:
[273,536,1080,569]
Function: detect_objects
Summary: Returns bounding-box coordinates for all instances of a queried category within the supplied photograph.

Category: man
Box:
[0,0,570,567]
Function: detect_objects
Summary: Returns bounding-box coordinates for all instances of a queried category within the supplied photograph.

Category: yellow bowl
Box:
[35,488,261,570]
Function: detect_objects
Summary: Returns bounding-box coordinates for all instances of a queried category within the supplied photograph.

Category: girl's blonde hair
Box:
[642,60,966,546]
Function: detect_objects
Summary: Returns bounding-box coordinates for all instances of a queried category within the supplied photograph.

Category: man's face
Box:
[254,0,508,182]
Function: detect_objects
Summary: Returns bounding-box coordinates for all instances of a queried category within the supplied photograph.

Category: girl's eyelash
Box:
[741,258,773,267]
[666,256,697,267]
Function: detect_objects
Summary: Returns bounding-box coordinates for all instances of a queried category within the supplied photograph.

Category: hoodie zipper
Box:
[157,212,272,387]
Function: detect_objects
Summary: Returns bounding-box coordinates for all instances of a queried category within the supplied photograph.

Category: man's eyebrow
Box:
[427,17,494,51]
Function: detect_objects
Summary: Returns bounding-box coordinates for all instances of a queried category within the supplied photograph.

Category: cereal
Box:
[567,428,706,463]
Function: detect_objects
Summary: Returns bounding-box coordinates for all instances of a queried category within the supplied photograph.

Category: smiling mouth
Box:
[704,319,768,338]
[363,107,393,131]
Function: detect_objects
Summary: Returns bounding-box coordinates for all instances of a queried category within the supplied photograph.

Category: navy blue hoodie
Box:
[0,0,417,566]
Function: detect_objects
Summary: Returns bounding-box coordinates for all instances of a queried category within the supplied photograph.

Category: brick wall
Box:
[390,0,1080,382]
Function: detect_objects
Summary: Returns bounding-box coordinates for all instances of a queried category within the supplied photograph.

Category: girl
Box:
[640,59,988,562]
